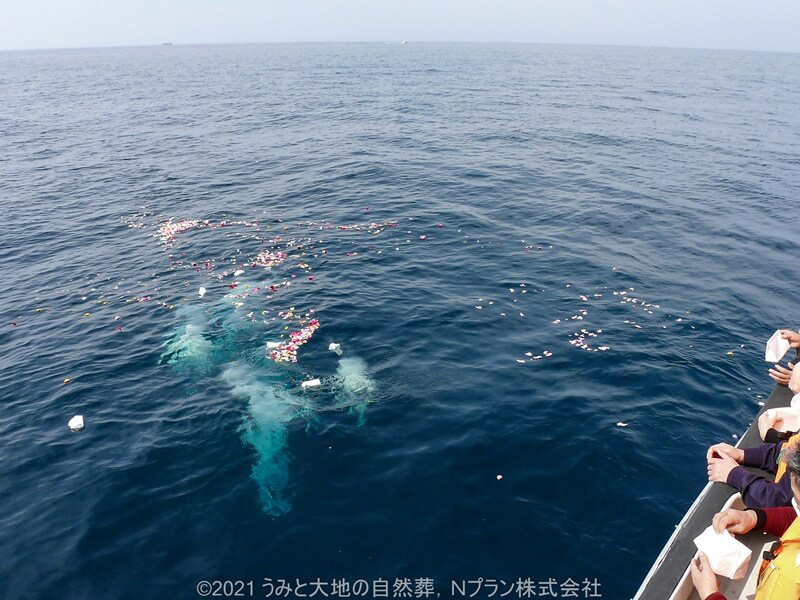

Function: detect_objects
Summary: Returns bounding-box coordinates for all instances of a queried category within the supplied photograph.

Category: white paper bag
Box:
[694,525,752,579]
[765,407,800,432]
[68,415,85,431]
[765,330,791,363]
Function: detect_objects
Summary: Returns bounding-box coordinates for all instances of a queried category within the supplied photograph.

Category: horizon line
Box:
[1,39,799,56]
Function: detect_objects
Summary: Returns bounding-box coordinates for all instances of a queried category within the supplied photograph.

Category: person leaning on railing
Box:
[703,329,800,508]
[706,416,798,508]
[691,444,800,599]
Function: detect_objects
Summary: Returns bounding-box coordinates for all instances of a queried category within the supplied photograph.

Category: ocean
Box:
[1,42,799,599]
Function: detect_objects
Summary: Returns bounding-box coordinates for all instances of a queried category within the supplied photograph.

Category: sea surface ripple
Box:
[1,43,799,599]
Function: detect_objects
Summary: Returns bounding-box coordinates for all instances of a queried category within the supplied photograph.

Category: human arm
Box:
[780,329,800,348]
[705,442,783,477]
[693,507,798,599]
[706,441,785,471]
[739,441,783,472]
[712,505,796,537]
[706,442,744,463]
[760,505,798,537]
[725,466,794,508]
[769,361,794,386]
[690,552,720,600]
[759,411,792,442]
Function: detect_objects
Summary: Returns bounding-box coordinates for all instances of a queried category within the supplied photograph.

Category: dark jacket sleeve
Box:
[764,429,797,445]
[740,442,783,473]
[726,465,794,508]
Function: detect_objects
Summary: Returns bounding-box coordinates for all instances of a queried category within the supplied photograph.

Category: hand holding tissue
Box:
[764,407,800,432]
[765,330,791,363]
[693,525,751,579]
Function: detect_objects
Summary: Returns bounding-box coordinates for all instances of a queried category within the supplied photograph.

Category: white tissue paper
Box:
[198,287,206,298]
[328,343,342,356]
[765,407,800,432]
[68,415,84,431]
[791,393,800,409]
[694,525,752,580]
[234,269,244,277]
[301,379,321,390]
[266,341,282,349]
[765,330,791,363]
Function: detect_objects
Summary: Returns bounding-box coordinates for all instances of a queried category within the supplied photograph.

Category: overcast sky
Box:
[1,0,799,53]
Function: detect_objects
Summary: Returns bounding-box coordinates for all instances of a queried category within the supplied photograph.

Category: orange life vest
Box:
[756,515,800,599]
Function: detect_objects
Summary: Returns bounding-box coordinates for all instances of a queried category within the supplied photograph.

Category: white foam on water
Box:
[160,306,213,370]
[221,362,312,515]
[330,357,376,424]
[336,357,376,394]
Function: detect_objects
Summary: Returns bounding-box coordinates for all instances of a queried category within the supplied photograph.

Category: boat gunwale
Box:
[633,381,795,599]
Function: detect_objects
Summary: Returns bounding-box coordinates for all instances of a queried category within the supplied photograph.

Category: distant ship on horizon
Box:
[162,42,173,46]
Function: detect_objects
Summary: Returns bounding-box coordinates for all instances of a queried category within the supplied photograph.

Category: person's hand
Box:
[706,442,744,463]
[780,329,800,348]
[712,508,758,534]
[790,366,800,395]
[768,361,794,385]
[707,454,738,483]
[690,552,719,599]
[759,411,785,440]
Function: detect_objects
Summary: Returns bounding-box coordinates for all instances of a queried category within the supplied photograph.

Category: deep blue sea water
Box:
[1,43,799,600]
